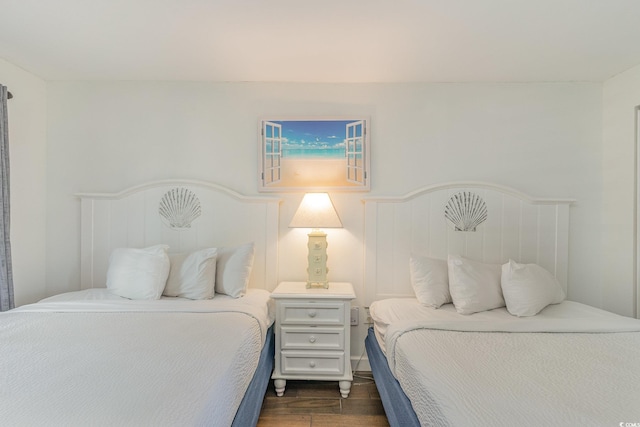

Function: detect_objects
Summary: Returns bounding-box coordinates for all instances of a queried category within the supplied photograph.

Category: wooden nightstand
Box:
[270,281,356,398]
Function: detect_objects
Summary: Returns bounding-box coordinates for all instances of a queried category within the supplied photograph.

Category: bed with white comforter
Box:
[1,288,274,427]
[362,182,640,426]
[371,298,640,427]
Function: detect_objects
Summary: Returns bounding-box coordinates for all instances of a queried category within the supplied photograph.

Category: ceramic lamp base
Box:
[306,230,329,287]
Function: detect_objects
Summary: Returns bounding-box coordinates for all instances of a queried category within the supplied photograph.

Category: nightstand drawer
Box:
[280,351,345,375]
[280,326,344,350]
[278,302,345,325]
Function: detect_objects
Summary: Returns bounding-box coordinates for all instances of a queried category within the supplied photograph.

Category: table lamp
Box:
[289,193,342,288]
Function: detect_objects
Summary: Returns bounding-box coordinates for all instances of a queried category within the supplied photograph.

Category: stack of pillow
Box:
[410,254,566,317]
[105,242,255,300]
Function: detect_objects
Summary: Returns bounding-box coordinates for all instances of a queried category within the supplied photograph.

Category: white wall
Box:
[603,64,640,318]
[45,81,604,357]
[0,58,47,306]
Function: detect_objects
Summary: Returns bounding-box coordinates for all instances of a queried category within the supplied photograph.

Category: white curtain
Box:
[0,84,14,311]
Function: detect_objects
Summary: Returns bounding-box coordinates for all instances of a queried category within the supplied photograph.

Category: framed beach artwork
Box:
[258,116,370,192]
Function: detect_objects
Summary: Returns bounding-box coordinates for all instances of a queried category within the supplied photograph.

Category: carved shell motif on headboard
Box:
[158,187,202,229]
[444,191,487,232]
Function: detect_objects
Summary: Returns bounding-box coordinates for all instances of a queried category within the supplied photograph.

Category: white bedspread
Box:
[375,299,640,427]
[1,289,273,427]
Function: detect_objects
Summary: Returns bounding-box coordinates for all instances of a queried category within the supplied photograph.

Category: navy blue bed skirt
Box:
[231,324,275,427]
[365,326,421,427]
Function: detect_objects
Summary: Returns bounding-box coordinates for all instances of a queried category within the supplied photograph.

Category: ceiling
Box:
[2,0,640,83]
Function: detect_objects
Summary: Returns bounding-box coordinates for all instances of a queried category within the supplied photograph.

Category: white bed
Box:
[370,298,640,426]
[0,180,281,427]
[363,182,640,427]
[3,289,273,426]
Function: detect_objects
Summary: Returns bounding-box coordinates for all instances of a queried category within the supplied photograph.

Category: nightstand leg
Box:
[274,379,286,397]
[339,380,352,398]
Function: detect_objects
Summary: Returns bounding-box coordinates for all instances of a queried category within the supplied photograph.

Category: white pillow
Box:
[164,248,218,299]
[106,244,170,300]
[409,254,452,308]
[501,260,566,317]
[215,242,255,298]
[447,254,504,315]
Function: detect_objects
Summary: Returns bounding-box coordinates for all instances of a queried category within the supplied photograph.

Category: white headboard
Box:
[76,180,281,291]
[363,182,575,304]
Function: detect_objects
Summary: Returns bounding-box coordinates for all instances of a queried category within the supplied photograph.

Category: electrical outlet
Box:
[365,306,373,324]
[350,307,359,326]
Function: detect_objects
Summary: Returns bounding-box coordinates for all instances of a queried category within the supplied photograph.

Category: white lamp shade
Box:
[289,193,342,229]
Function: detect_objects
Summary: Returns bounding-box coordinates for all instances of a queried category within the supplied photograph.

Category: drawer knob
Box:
[309,336,316,343]
[309,361,316,368]
[308,309,317,318]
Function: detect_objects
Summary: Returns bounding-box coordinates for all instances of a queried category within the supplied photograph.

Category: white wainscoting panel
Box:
[363,182,574,304]
[77,180,281,291]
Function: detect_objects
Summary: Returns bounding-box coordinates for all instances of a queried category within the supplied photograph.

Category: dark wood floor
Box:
[257,372,390,427]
